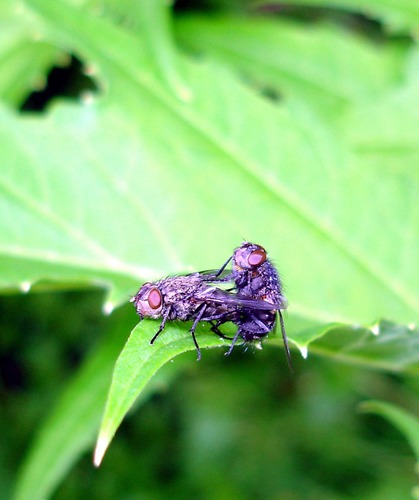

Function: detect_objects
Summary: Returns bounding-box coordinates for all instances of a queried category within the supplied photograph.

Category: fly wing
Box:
[165,269,232,282]
[234,297,280,311]
[199,288,281,312]
[198,269,232,281]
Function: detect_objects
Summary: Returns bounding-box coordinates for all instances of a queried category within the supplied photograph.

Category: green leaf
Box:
[3,0,417,325]
[263,0,419,34]
[175,14,403,114]
[13,307,131,500]
[13,305,190,500]
[93,320,228,466]
[302,321,419,374]
[0,6,61,106]
[359,400,419,472]
[95,319,419,464]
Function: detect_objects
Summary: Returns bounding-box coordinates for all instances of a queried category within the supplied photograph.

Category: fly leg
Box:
[210,321,234,340]
[213,255,232,278]
[246,314,271,334]
[202,255,233,282]
[188,303,210,361]
[224,313,270,356]
[150,306,172,345]
[225,328,242,356]
[278,310,293,372]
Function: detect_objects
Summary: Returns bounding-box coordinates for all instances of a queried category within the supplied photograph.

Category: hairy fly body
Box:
[208,242,292,369]
[131,272,277,360]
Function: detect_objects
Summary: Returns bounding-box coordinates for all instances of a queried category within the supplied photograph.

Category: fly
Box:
[206,242,292,370]
[131,272,277,361]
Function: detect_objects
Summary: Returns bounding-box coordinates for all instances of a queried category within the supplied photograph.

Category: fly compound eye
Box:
[147,288,162,309]
[248,248,266,267]
[136,284,163,317]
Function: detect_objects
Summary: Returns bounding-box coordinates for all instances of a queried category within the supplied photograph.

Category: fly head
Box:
[131,282,163,319]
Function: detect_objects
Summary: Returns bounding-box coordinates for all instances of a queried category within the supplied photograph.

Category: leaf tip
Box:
[371,323,380,336]
[19,281,31,293]
[93,434,110,467]
[102,301,115,315]
[298,345,308,359]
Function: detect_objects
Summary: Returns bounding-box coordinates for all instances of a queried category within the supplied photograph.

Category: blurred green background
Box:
[1,290,417,498]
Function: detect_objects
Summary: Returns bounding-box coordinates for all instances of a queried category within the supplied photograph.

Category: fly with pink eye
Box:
[207,242,292,370]
[131,273,275,360]
[131,242,291,366]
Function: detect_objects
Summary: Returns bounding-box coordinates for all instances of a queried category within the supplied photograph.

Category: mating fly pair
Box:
[131,242,292,368]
